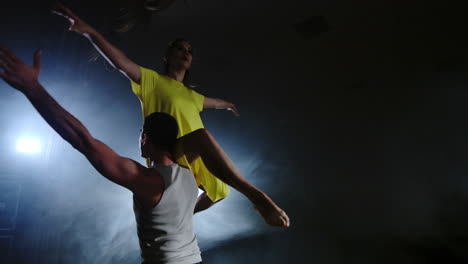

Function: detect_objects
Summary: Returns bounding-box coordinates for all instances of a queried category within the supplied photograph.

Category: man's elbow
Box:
[70,135,96,155]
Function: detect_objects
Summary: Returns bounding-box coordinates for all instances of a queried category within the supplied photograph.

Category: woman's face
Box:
[166,41,193,71]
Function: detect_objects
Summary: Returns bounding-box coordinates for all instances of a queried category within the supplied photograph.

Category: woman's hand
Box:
[51,2,94,35]
[225,102,239,116]
[204,97,240,116]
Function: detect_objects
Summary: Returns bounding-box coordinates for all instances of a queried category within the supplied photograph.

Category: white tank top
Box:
[133,163,202,264]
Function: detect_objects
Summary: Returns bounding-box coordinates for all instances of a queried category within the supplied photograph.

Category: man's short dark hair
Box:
[143,112,178,151]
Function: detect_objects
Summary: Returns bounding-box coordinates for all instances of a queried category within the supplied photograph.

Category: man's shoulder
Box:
[135,166,164,186]
[132,166,165,206]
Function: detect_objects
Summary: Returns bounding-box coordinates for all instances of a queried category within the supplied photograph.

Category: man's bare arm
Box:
[52,3,141,83]
[0,46,144,190]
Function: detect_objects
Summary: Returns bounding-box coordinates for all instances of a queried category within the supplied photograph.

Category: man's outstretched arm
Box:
[178,129,290,227]
[0,46,144,190]
[51,3,141,83]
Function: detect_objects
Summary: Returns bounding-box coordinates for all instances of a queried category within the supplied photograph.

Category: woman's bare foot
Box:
[252,191,290,227]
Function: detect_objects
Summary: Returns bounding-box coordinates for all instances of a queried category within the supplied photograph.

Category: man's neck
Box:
[148,152,175,167]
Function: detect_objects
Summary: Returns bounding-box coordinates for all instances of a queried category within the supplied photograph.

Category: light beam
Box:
[16,138,41,153]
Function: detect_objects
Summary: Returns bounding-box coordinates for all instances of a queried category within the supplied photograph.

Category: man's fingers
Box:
[0,60,8,71]
[0,54,13,71]
[33,50,42,72]
[0,52,15,72]
[0,45,17,62]
[0,53,12,68]
[0,46,32,69]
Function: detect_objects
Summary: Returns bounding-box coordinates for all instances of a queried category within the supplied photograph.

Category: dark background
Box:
[1,0,468,263]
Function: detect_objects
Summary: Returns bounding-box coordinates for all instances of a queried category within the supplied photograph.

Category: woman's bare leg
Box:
[178,129,290,227]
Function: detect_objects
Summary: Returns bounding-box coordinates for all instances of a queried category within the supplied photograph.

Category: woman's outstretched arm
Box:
[178,129,290,227]
[51,2,141,83]
[203,97,239,116]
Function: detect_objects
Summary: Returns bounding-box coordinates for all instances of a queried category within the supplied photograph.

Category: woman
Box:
[52,3,289,226]
[133,38,238,205]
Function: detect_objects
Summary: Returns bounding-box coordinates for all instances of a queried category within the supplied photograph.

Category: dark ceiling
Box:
[1,0,468,263]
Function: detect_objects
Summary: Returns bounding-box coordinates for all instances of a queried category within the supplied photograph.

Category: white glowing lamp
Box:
[16,138,41,153]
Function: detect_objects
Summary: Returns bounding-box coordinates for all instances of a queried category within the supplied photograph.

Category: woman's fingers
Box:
[51,2,67,16]
[228,104,240,116]
[52,2,71,16]
[281,210,290,227]
[51,2,78,22]
[51,9,74,25]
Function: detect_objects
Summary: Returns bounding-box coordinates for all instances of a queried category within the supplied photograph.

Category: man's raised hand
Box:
[0,46,42,92]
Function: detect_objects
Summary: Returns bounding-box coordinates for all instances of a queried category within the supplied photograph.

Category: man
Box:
[0,46,289,262]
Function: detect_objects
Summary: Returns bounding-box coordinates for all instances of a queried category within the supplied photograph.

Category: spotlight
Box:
[16,138,41,153]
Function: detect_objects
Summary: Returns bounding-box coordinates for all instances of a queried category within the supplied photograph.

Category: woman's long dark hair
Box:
[164,38,195,88]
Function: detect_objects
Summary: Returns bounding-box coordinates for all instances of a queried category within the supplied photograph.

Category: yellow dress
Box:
[131,66,230,202]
